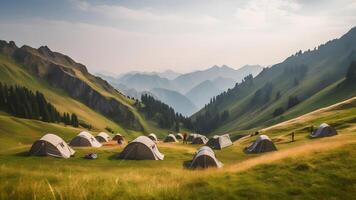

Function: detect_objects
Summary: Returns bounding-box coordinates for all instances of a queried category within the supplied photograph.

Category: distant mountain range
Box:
[185,80,222,109]
[98,64,263,116]
[111,69,182,80]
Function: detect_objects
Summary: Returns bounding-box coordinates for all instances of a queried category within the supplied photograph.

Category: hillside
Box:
[211,77,236,91]
[192,26,356,135]
[150,88,197,116]
[0,40,169,135]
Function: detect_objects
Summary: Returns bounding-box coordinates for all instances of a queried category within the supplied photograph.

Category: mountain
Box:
[0,40,168,135]
[117,73,178,92]
[111,64,262,94]
[184,77,235,109]
[173,64,263,93]
[192,26,356,135]
[156,70,181,80]
[185,80,222,109]
[98,64,263,116]
[150,88,197,116]
[211,77,236,91]
[117,70,181,80]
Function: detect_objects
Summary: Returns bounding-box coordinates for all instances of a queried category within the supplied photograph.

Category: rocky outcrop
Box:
[0,40,142,130]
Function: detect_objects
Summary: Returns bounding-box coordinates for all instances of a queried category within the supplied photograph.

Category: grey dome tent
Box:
[118,136,164,160]
[246,135,277,153]
[164,134,178,143]
[207,134,233,150]
[190,146,223,169]
[95,132,111,143]
[187,133,198,142]
[176,133,183,140]
[69,131,102,147]
[192,135,208,144]
[310,123,337,138]
[113,133,125,142]
[148,133,158,142]
[29,133,75,158]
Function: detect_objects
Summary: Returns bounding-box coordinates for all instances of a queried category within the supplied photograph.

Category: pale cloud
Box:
[72,0,219,27]
[234,0,305,28]
[0,0,355,74]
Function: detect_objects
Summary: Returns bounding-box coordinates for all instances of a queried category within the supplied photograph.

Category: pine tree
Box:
[71,113,79,127]
[0,83,4,108]
[175,121,180,132]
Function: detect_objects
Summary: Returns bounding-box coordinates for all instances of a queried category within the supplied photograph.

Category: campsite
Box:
[1,95,356,199]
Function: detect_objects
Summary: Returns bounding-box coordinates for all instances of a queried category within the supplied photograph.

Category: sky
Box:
[0,0,356,74]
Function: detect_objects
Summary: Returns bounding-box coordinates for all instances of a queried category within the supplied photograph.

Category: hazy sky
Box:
[0,0,356,74]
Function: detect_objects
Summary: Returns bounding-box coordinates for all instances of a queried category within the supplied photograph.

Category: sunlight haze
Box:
[0,0,355,74]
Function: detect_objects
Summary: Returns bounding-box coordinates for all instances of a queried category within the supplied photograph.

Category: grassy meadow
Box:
[1,96,356,199]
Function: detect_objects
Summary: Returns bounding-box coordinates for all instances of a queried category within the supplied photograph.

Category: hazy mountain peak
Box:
[211,65,220,69]
[221,64,233,69]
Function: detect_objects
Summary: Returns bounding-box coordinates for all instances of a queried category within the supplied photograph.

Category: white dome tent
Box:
[69,131,102,147]
[118,136,164,160]
[245,135,277,153]
[148,133,158,142]
[164,134,178,143]
[190,146,223,169]
[95,132,111,143]
[207,134,233,150]
[310,123,337,138]
[192,135,208,144]
[176,133,183,140]
[29,133,75,158]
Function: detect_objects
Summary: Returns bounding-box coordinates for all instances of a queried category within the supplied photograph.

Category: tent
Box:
[190,146,223,169]
[207,134,233,150]
[95,132,111,143]
[164,134,178,142]
[113,133,125,142]
[192,135,208,144]
[187,133,198,142]
[118,136,164,160]
[69,131,102,147]
[176,133,183,140]
[310,123,337,138]
[113,133,125,144]
[148,133,158,142]
[245,135,277,153]
[29,133,75,158]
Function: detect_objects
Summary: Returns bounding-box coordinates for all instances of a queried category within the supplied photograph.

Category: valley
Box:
[0,2,355,198]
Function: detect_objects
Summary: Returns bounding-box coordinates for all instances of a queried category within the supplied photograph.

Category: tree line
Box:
[192,109,229,134]
[0,82,79,127]
[138,94,193,131]
[346,61,356,82]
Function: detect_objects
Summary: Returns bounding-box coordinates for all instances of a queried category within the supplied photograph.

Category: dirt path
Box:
[225,134,356,173]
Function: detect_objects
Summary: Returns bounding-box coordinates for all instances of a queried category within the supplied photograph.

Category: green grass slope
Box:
[193,26,356,136]
[0,42,169,136]
[1,96,356,199]
[0,54,126,132]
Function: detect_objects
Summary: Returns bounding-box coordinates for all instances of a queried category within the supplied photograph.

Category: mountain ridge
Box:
[191,26,356,135]
[0,40,171,134]
[98,64,263,115]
